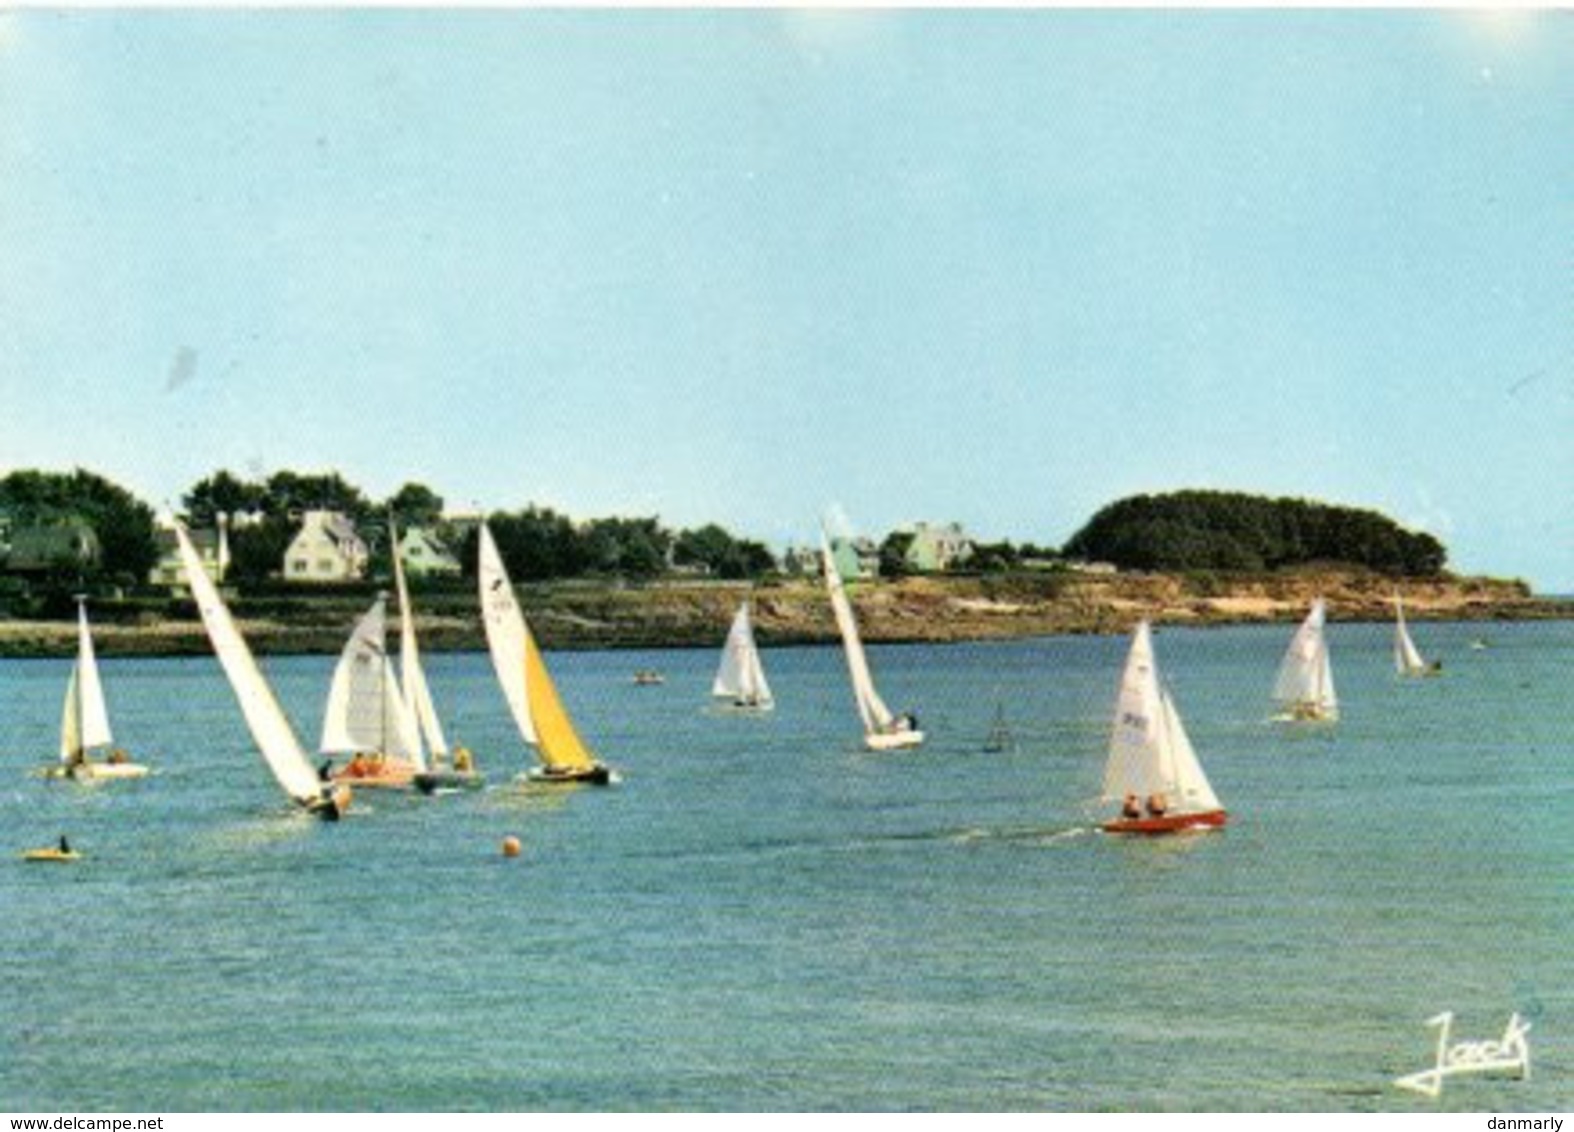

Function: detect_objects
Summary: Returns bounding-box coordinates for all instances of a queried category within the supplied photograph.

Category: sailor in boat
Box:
[58,834,71,854]
[1145,793,1168,818]
[109,748,128,765]
[453,746,474,772]
[1121,794,1142,820]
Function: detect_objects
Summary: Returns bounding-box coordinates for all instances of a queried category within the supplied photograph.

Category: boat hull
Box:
[331,759,417,790]
[41,761,151,781]
[23,848,82,862]
[413,770,486,794]
[304,784,352,821]
[1102,809,1228,836]
[525,764,616,786]
[865,729,925,751]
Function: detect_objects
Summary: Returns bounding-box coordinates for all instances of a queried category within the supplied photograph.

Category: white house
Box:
[284,511,368,582]
[904,522,975,573]
[397,526,461,579]
[148,524,227,588]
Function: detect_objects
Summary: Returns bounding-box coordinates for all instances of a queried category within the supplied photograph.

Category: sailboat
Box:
[1271,598,1338,722]
[389,517,483,794]
[820,530,923,751]
[711,601,773,710]
[1393,594,1441,678]
[175,524,349,819]
[43,599,149,780]
[1100,621,1226,835]
[320,596,422,789]
[981,700,1013,754]
[478,523,615,785]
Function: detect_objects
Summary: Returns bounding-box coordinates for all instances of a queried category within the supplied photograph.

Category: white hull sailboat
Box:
[1271,598,1338,722]
[390,517,482,794]
[820,530,922,751]
[175,524,349,819]
[479,523,616,785]
[712,601,774,711]
[1100,621,1226,835]
[320,595,423,790]
[1393,594,1441,678]
[43,599,149,780]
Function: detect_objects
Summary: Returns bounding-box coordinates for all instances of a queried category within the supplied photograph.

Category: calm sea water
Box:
[2,621,1571,1111]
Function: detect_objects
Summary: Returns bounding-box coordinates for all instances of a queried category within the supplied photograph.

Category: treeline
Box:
[0,469,159,586]
[184,469,780,584]
[3,468,1454,603]
[0,467,781,590]
[469,512,775,583]
[1062,491,1446,576]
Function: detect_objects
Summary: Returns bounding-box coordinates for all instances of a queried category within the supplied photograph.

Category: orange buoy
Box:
[501,835,521,858]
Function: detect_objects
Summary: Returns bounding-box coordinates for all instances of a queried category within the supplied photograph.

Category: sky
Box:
[0,10,1569,588]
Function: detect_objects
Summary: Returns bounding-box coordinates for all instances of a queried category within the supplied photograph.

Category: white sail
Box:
[478,522,537,746]
[1158,683,1221,813]
[1272,598,1338,718]
[1394,595,1428,676]
[712,601,774,708]
[58,665,82,764]
[175,523,325,804]
[320,598,424,769]
[59,602,113,763]
[820,531,895,734]
[1103,621,1220,813]
[1102,621,1169,801]
[391,521,450,760]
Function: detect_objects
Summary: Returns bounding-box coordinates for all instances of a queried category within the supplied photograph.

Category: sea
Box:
[2,620,1570,1112]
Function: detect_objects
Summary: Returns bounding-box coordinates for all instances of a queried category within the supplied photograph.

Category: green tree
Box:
[878,531,915,579]
[673,524,736,574]
[578,517,671,579]
[227,516,296,584]
[385,482,444,528]
[260,470,369,523]
[0,468,157,586]
[183,470,266,528]
[1063,490,1448,576]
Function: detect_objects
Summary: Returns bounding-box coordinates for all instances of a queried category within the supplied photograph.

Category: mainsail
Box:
[479,521,605,776]
[59,602,113,764]
[1393,594,1428,676]
[391,519,450,761]
[319,597,423,769]
[1102,621,1220,814]
[820,531,896,735]
[175,523,326,804]
[712,601,773,708]
[478,523,537,746]
[1272,598,1338,719]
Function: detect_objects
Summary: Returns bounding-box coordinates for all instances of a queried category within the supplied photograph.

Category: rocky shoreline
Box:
[0,570,1564,659]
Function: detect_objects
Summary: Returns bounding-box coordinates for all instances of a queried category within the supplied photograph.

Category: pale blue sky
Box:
[1,11,1569,587]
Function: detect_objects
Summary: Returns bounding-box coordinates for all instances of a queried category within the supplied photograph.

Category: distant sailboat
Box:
[1393,594,1440,678]
[388,517,483,794]
[981,700,1013,754]
[712,601,773,710]
[44,599,149,780]
[175,524,349,819]
[820,530,923,751]
[1271,598,1338,722]
[479,523,615,784]
[320,596,422,789]
[1100,621,1226,835]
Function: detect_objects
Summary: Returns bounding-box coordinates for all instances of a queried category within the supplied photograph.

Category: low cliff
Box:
[0,569,1560,659]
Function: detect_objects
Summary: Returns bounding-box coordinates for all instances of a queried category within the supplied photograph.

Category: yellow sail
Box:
[523,625,599,773]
